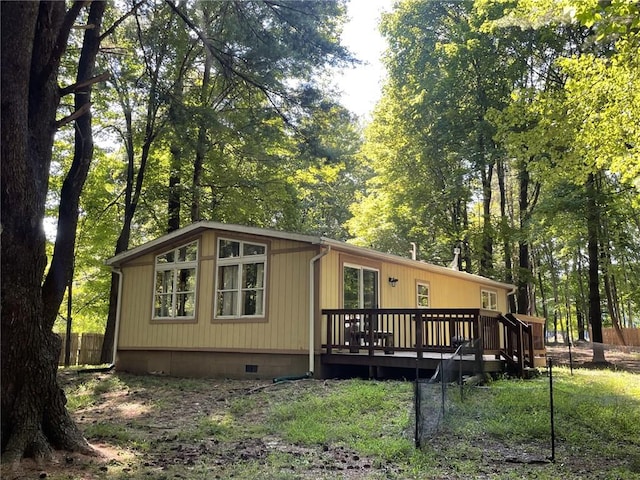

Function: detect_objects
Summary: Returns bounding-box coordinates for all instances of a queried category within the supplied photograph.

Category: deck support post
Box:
[416,312,424,359]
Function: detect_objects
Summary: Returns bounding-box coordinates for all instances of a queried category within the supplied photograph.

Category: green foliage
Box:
[53,0,363,335]
[351,0,640,328]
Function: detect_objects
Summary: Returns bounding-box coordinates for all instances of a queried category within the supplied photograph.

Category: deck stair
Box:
[498,313,535,376]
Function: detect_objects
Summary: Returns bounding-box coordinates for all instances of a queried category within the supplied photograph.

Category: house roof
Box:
[106,221,515,292]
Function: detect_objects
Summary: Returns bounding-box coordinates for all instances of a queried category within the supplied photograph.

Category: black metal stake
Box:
[415,359,420,448]
[548,357,556,462]
[440,356,445,417]
[459,346,463,401]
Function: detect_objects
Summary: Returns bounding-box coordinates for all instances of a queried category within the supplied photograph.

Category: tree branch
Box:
[55,102,91,129]
[59,72,109,96]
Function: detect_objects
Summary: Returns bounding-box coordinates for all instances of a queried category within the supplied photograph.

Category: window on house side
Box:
[417,282,430,308]
[481,289,498,311]
[342,264,379,309]
[215,238,266,318]
[153,241,198,319]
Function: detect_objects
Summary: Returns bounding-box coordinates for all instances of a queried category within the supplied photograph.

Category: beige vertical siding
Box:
[117,231,316,352]
[118,231,512,355]
[319,247,511,311]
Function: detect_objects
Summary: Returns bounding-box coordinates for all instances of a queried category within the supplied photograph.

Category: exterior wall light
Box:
[388,277,398,287]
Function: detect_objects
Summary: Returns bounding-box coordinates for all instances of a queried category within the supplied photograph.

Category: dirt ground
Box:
[545,341,640,374]
[3,343,639,480]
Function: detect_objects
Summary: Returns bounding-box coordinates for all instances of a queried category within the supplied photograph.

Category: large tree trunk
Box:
[586,172,606,362]
[1,1,100,464]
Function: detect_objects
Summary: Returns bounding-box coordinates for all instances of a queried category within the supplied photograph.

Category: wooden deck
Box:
[321,308,546,378]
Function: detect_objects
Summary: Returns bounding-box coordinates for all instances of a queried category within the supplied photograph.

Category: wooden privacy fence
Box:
[57,333,104,366]
[602,327,640,347]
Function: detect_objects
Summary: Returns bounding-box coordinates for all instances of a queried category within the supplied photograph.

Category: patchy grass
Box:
[5,365,638,480]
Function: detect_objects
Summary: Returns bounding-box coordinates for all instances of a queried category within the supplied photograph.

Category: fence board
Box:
[602,328,640,346]
[58,333,104,366]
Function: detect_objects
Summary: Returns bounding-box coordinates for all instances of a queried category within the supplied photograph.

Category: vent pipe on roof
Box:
[449,247,461,270]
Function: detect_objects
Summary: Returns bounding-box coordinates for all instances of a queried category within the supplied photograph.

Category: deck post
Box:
[474,312,483,369]
[416,312,424,359]
[367,312,375,356]
[326,312,333,355]
[526,324,534,368]
[517,322,525,374]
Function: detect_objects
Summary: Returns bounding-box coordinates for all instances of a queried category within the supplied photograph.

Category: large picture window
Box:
[153,241,198,319]
[215,238,266,318]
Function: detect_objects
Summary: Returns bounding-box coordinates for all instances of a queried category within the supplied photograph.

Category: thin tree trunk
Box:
[517,158,536,315]
[497,157,517,312]
[480,160,494,277]
[534,250,549,343]
[101,56,162,363]
[168,146,182,232]
[575,249,587,341]
[191,41,213,222]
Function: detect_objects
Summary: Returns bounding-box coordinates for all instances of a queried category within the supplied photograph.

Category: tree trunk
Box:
[586,172,606,362]
[191,34,213,223]
[575,249,588,341]
[168,145,182,233]
[600,216,626,346]
[497,157,517,312]
[479,160,494,277]
[517,159,533,315]
[1,1,98,464]
[100,36,163,363]
[534,249,549,340]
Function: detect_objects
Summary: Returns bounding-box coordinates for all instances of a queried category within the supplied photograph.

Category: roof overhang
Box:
[105,221,515,292]
[105,221,322,267]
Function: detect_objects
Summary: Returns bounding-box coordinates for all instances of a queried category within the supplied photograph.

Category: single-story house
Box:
[106,221,544,379]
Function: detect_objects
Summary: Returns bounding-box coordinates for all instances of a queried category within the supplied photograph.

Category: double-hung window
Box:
[417,282,430,308]
[481,289,498,311]
[215,238,266,318]
[154,241,198,319]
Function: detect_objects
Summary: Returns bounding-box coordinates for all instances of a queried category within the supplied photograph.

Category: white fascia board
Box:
[105,221,322,267]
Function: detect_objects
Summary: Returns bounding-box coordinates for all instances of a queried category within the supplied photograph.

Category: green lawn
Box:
[48,366,640,479]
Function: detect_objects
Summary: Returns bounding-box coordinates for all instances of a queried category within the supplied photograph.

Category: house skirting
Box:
[116,349,324,379]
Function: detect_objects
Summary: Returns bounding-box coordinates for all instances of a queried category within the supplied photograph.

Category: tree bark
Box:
[586,172,606,362]
[497,157,517,312]
[1,0,100,464]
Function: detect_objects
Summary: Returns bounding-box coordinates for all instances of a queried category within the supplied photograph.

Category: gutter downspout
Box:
[309,245,330,376]
[111,267,124,366]
[507,285,517,313]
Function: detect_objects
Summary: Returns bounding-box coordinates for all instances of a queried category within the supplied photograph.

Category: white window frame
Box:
[416,282,430,308]
[153,241,198,320]
[214,237,267,319]
[481,289,498,311]
[342,263,380,309]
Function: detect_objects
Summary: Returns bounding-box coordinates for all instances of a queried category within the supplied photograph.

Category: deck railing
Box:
[322,308,543,376]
